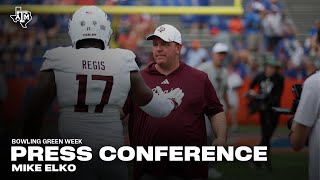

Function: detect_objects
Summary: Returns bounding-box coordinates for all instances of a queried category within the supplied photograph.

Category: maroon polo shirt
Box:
[123,61,223,179]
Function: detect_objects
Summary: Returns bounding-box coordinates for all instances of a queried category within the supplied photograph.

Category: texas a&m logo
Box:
[10,7,32,28]
[157,26,166,33]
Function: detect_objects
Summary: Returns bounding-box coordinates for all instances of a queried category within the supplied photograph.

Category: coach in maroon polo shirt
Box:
[123,24,227,180]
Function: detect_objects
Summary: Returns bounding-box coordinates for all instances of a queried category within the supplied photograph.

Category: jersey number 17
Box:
[74,74,113,113]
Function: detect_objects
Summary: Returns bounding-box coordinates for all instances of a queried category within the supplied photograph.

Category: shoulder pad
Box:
[40,47,72,71]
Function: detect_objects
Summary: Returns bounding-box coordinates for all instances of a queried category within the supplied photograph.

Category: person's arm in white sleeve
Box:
[129,71,184,118]
[290,76,320,151]
[290,122,311,151]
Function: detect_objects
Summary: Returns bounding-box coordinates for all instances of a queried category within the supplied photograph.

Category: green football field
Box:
[37,121,310,180]
[125,124,309,180]
[209,125,309,180]
[212,152,308,180]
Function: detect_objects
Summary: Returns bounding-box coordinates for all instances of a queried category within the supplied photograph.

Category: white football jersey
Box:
[41,46,139,148]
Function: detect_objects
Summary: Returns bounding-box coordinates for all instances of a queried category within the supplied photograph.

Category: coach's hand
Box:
[212,137,226,146]
[155,86,184,109]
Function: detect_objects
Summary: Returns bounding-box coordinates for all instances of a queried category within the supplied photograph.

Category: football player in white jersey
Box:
[23,6,184,180]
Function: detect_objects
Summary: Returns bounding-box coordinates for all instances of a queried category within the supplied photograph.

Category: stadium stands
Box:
[0,0,319,80]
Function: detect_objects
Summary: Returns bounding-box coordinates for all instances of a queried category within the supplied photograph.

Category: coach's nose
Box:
[155,44,164,52]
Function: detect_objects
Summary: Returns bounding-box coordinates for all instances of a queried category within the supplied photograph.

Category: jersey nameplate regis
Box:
[82,60,105,71]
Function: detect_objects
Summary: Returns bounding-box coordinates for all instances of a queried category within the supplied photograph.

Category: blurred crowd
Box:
[0,0,319,80]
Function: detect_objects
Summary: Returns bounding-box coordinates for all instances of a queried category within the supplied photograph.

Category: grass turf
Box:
[234,125,290,135]
[212,152,308,180]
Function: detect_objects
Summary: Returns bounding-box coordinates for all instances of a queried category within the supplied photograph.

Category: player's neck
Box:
[78,45,103,49]
[155,60,180,76]
[77,44,104,50]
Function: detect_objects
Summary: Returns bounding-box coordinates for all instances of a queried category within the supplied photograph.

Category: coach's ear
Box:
[175,43,182,55]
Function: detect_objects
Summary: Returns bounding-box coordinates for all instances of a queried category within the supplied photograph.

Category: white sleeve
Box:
[294,75,320,127]
[124,50,139,72]
[40,49,58,71]
[140,93,175,118]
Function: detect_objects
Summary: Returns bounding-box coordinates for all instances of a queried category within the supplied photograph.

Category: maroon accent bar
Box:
[92,75,114,113]
[75,74,89,112]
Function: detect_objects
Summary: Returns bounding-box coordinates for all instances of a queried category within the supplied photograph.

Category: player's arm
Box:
[290,122,311,151]
[23,70,56,138]
[129,71,153,106]
[129,71,183,118]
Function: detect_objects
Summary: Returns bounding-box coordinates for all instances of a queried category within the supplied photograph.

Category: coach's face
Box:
[152,37,181,66]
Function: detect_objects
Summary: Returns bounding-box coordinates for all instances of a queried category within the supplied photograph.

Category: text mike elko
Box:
[11,139,267,172]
